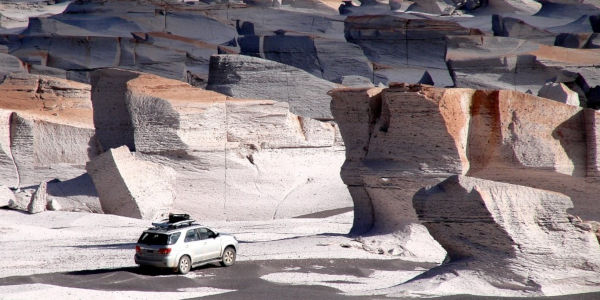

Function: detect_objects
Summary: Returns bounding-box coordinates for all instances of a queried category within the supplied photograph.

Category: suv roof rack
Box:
[149,213,199,231]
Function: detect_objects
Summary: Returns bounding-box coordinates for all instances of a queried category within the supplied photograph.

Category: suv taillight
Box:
[135,245,141,253]
[158,248,172,255]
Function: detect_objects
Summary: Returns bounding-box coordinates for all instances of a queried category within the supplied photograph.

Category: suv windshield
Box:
[138,232,181,245]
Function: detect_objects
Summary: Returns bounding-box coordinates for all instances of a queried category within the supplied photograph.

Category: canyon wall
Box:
[90,68,351,220]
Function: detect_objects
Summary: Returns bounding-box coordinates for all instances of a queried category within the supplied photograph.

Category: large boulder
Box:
[206,54,339,120]
[404,175,600,296]
[0,185,15,207]
[330,84,600,259]
[86,146,176,220]
[91,68,351,220]
[537,82,580,106]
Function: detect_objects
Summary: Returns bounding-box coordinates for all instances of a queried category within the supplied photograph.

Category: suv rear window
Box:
[138,232,181,245]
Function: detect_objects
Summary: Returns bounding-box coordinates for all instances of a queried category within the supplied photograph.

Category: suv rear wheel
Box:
[177,255,191,274]
[220,247,236,267]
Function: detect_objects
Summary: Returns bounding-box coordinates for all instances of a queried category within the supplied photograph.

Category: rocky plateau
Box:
[1,0,600,298]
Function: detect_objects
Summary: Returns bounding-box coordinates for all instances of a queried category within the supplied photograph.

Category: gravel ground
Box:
[3,209,598,299]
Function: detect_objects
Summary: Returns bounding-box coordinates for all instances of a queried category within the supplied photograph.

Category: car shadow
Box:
[66,263,221,277]
[70,242,137,250]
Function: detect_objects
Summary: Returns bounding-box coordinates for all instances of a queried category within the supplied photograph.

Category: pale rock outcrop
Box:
[206,54,339,120]
[446,35,600,97]
[27,181,47,214]
[0,72,101,213]
[236,33,373,83]
[1,32,233,85]
[91,68,351,220]
[86,146,176,220]
[0,52,26,75]
[0,185,14,207]
[332,84,600,294]
[492,15,556,45]
[485,0,542,14]
[401,175,600,296]
[344,15,479,86]
[0,0,70,34]
[331,84,600,230]
[46,174,101,213]
[537,82,580,106]
[25,1,236,45]
[410,0,456,15]
[341,75,375,88]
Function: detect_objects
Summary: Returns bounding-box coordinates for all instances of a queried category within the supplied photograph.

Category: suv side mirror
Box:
[214,232,220,238]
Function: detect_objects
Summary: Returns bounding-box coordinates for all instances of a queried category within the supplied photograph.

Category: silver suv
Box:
[134,214,238,274]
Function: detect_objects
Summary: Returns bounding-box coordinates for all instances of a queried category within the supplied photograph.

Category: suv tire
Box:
[177,255,191,274]
[220,247,236,267]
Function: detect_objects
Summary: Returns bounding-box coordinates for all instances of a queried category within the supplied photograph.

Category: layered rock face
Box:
[331,83,600,294]
[0,72,97,186]
[0,71,101,212]
[446,35,600,98]
[331,84,600,233]
[344,15,479,86]
[91,68,350,220]
[236,30,373,83]
[206,54,339,120]
[0,0,238,85]
[409,175,600,296]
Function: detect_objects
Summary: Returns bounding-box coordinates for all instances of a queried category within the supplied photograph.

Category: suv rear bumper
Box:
[135,254,178,268]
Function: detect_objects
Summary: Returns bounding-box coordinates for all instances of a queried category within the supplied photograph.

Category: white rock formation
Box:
[0,73,98,187]
[86,146,176,220]
[0,72,103,213]
[90,68,351,220]
[538,82,580,106]
[401,175,600,296]
[27,181,47,214]
[0,185,14,207]
[331,84,600,232]
[344,15,479,87]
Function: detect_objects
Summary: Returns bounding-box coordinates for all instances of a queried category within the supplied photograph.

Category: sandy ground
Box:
[0,208,429,299]
[2,209,600,299]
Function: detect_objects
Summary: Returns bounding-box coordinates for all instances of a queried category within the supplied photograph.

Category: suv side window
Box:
[168,232,181,245]
[206,229,216,238]
[197,228,209,240]
[185,229,199,242]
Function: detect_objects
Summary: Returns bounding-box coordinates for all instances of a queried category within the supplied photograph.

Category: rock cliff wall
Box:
[331,83,600,295]
[0,71,100,212]
[91,68,351,220]
[331,84,600,233]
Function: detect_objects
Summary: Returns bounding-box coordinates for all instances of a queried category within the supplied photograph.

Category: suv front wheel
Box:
[220,247,236,267]
[177,255,191,274]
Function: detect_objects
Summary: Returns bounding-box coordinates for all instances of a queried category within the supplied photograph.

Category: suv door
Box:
[184,228,202,263]
[197,228,221,260]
